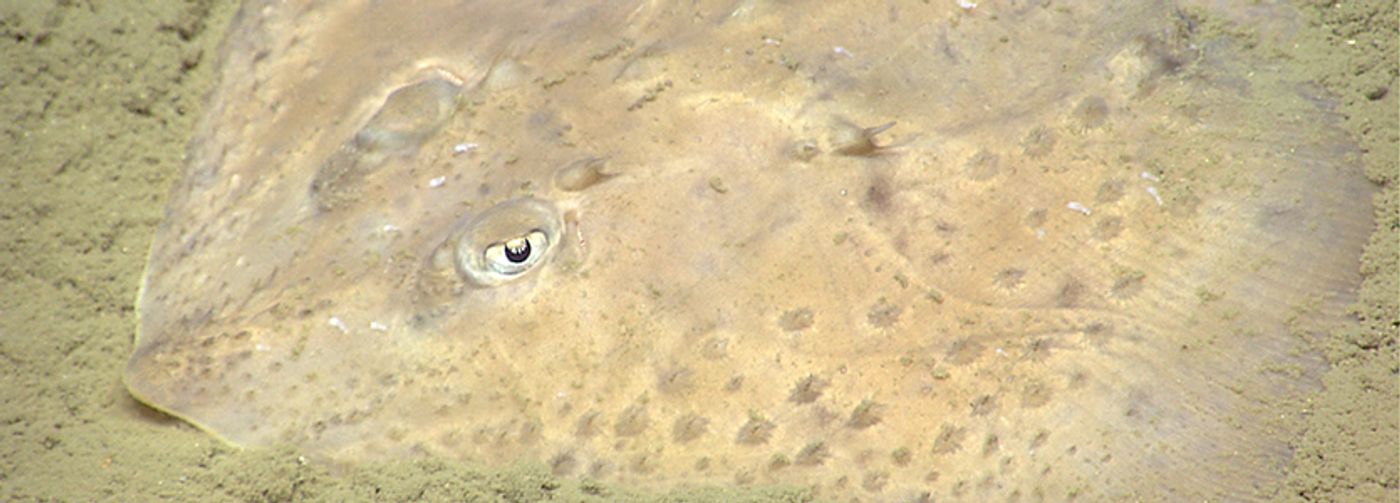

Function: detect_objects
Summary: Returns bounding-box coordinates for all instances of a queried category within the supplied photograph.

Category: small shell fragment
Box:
[1066,201,1092,215]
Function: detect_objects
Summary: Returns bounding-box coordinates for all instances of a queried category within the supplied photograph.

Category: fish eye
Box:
[482,230,550,276]
[455,198,563,287]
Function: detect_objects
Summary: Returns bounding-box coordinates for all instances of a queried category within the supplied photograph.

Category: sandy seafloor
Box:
[0,0,1393,501]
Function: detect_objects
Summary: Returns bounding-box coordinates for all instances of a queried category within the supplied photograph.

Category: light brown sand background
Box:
[0,1,1393,501]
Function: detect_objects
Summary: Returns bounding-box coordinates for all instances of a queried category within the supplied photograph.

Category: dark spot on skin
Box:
[725,375,744,392]
[995,268,1026,290]
[550,451,578,476]
[1111,270,1146,299]
[1073,96,1110,130]
[1086,321,1114,338]
[945,338,985,365]
[1068,371,1090,390]
[964,149,1001,181]
[982,434,1000,457]
[629,452,656,474]
[671,413,710,443]
[1024,339,1052,361]
[1168,190,1202,218]
[768,454,791,471]
[656,366,695,395]
[575,411,602,438]
[1024,208,1048,229]
[1030,430,1050,449]
[1096,179,1126,203]
[867,299,902,328]
[863,471,890,492]
[734,469,755,485]
[1093,216,1124,241]
[846,400,884,429]
[863,177,894,213]
[1021,380,1053,408]
[778,308,814,331]
[588,460,611,480]
[1056,278,1085,308]
[970,394,998,416]
[1021,126,1057,158]
[614,404,649,437]
[892,447,913,466]
[931,424,966,454]
[789,375,829,404]
[518,419,542,445]
[735,414,776,445]
[794,442,830,466]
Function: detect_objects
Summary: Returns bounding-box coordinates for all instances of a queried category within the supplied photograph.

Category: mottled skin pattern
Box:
[127,0,1375,500]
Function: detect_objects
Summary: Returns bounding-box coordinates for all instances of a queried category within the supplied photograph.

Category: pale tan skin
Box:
[126,0,1375,500]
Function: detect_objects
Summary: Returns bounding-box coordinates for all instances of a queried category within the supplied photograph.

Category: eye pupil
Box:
[503,237,531,263]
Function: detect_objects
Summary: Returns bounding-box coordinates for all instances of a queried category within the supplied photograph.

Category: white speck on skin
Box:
[370,321,388,332]
[428,176,447,188]
[381,224,399,233]
[452,142,478,155]
[1146,186,1164,206]
[1067,201,1092,215]
[328,316,348,333]
[255,343,270,352]
[833,46,852,58]
[1140,171,1161,182]
[957,0,977,9]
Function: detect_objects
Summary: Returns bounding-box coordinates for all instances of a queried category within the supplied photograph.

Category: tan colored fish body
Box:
[128,1,1375,500]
